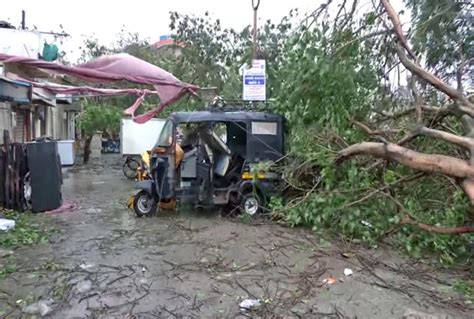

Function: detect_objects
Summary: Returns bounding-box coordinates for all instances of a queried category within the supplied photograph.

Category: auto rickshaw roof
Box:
[170,109,284,124]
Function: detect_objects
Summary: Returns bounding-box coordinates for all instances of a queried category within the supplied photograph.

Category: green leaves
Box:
[0,211,51,249]
[77,103,122,138]
[406,0,472,79]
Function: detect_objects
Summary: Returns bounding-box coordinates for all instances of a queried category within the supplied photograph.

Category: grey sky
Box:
[3,0,317,61]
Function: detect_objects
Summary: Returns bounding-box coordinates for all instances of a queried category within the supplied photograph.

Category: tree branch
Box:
[395,45,474,108]
[338,0,359,31]
[457,44,466,93]
[337,142,474,178]
[333,0,348,31]
[380,0,417,60]
[333,29,393,56]
[409,76,423,123]
[457,104,474,118]
[418,127,474,150]
[382,193,474,234]
[338,172,424,210]
[352,119,401,136]
[381,0,474,108]
[403,215,474,234]
[374,105,456,123]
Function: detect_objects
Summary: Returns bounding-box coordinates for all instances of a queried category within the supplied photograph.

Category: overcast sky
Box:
[2,0,318,61]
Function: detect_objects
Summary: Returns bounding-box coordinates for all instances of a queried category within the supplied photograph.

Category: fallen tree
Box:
[262,0,474,264]
[335,0,474,234]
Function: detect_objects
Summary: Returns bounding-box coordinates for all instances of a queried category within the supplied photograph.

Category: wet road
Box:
[0,154,472,318]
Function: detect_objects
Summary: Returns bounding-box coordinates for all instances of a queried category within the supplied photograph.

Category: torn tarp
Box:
[0,53,199,123]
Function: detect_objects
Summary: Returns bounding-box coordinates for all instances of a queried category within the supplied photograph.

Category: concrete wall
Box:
[56,104,66,139]
[41,104,75,140]
[46,106,53,138]
[67,112,76,140]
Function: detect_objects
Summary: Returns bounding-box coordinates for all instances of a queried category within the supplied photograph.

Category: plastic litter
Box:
[86,208,102,214]
[239,299,261,310]
[22,299,53,316]
[0,218,15,231]
[322,276,337,285]
[344,268,353,276]
[341,252,354,258]
[79,262,98,272]
[361,220,373,228]
[76,280,92,293]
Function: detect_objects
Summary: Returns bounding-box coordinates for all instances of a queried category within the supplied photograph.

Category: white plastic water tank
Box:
[57,140,75,165]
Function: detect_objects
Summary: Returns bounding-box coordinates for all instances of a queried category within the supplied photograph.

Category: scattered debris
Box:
[341,252,354,258]
[361,220,374,228]
[0,248,13,257]
[322,276,337,285]
[22,299,53,317]
[79,262,98,272]
[344,268,353,276]
[86,208,102,214]
[239,299,261,310]
[402,309,439,319]
[0,218,15,231]
[76,280,92,293]
[45,200,79,215]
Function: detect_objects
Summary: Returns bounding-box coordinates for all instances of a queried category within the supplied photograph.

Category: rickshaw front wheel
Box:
[134,191,157,217]
[240,193,263,216]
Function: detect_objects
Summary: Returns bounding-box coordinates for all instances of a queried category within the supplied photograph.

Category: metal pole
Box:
[21,10,25,30]
[251,0,260,61]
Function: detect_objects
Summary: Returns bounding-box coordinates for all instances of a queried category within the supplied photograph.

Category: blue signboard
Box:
[244,75,265,85]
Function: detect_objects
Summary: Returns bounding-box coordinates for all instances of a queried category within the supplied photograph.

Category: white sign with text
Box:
[243,59,266,101]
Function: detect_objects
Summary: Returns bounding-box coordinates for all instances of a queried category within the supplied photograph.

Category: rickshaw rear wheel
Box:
[134,191,157,217]
[123,156,140,180]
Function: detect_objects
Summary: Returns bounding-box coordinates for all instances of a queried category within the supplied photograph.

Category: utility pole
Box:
[21,10,26,30]
[252,0,260,61]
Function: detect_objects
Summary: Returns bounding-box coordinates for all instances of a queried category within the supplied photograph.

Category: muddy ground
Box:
[0,147,472,318]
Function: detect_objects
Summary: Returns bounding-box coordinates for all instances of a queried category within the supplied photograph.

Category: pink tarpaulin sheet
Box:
[0,53,199,123]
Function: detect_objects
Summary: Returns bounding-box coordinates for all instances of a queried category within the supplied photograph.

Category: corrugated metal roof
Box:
[0,76,32,104]
[32,86,56,107]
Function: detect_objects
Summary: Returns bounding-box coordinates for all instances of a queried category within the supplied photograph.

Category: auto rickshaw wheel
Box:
[123,156,140,180]
[240,193,263,216]
[133,191,157,217]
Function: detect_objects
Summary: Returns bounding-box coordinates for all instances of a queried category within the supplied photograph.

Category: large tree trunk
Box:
[83,136,93,164]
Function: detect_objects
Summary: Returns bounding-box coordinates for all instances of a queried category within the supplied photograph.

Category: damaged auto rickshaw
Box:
[129,104,285,217]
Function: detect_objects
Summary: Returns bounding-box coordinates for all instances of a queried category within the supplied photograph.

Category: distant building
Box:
[152,35,174,49]
[151,34,182,58]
